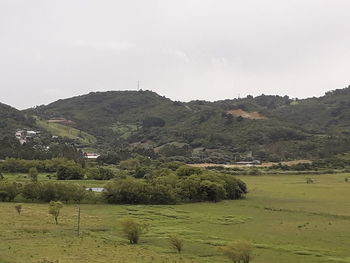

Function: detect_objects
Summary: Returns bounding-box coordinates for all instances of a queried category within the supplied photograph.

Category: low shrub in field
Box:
[119,218,148,244]
[169,235,184,253]
[221,240,253,263]
[15,204,22,215]
[48,201,63,225]
[306,178,314,184]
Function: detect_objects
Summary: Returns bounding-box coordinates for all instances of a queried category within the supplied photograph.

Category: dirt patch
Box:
[227,109,267,120]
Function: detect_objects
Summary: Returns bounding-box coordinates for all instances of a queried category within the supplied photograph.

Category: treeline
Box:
[0,173,247,204]
[0,136,85,162]
[103,172,247,204]
[269,158,350,171]
[0,158,82,173]
[0,156,248,204]
[0,182,90,203]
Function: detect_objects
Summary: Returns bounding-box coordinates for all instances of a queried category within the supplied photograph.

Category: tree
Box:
[119,218,148,244]
[169,235,184,253]
[22,183,42,201]
[0,172,4,180]
[49,201,63,225]
[57,164,85,180]
[15,204,22,215]
[199,180,226,202]
[221,241,253,263]
[28,167,38,182]
[0,182,21,201]
[306,178,314,184]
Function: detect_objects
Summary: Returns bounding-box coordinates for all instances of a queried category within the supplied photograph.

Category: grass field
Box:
[1,174,350,263]
[35,117,97,145]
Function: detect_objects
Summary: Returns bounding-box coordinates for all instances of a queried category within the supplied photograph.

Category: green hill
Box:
[25,87,350,162]
[0,102,36,139]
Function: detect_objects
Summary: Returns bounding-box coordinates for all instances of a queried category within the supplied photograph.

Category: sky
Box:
[1,0,350,109]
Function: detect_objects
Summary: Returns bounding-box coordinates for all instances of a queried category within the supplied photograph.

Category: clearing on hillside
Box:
[227,109,267,120]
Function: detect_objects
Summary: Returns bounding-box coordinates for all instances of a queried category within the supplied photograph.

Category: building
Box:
[83,152,101,159]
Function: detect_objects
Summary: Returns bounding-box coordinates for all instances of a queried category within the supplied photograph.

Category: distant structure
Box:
[15,129,41,145]
[235,160,261,166]
[83,152,100,159]
[85,187,104,193]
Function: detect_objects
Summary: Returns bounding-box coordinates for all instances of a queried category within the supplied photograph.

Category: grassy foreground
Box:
[1,174,350,263]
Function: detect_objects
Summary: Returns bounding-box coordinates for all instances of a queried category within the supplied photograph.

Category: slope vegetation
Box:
[26,87,350,162]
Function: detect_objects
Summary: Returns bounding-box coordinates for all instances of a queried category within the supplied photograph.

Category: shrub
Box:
[221,241,253,263]
[87,167,115,180]
[103,178,149,204]
[48,201,63,225]
[119,218,148,244]
[199,180,226,202]
[15,204,22,215]
[0,182,21,201]
[176,165,202,177]
[28,167,38,182]
[57,164,85,180]
[247,168,262,176]
[306,178,314,184]
[169,235,184,253]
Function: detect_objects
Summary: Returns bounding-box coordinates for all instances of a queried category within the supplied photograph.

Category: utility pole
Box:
[77,206,81,236]
[137,80,140,90]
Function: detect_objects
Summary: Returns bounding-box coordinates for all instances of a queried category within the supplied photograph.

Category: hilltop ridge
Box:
[20,86,350,162]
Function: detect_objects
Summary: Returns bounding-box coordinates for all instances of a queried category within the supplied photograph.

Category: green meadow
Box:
[1,174,349,263]
[35,117,97,145]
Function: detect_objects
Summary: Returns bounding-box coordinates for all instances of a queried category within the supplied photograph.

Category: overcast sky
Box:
[1,0,350,109]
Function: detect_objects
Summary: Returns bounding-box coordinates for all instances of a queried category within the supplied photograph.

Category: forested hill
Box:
[24,86,350,162]
[269,88,350,133]
[0,102,36,139]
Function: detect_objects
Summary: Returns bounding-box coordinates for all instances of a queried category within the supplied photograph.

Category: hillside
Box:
[26,87,350,162]
[0,102,36,139]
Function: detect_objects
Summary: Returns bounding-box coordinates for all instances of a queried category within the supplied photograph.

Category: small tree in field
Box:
[28,167,38,182]
[15,204,22,215]
[221,241,253,263]
[169,235,184,253]
[306,178,314,184]
[119,218,148,244]
[49,201,63,225]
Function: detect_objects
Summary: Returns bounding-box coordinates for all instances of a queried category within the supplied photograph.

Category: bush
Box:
[87,167,115,180]
[28,167,38,182]
[57,164,85,180]
[169,235,184,253]
[247,168,262,176]
[221,241,253,263]
[15,204,22,215]
[306,178,314,184]
[176,165,202,177]
[48,201,63,225]
[0,182,21,201]
[103,178,149,204]
[119,218,148,244]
